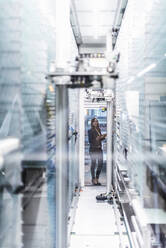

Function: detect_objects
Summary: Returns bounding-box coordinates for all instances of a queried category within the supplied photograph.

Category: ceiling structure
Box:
[71,0,128,53]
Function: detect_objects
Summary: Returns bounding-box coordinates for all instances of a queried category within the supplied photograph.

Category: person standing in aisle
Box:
[88,118,107,185]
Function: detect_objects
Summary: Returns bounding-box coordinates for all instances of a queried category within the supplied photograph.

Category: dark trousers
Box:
[89,149,103,179]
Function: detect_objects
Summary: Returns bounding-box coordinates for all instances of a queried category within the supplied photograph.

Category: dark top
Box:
[88,128,103,152]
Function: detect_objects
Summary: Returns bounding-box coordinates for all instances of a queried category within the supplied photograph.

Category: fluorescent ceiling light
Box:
[137,63,156,77]
[127,77,135,84]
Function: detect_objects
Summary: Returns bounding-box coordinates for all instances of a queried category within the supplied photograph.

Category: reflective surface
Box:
[115,0,166,246]
[0,1,78,248]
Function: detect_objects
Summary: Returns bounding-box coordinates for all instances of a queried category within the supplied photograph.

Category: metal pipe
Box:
[70,0,83,46]
[113,197,125,248]
[112,80,117,191]
[113,0,128,28]
[113,0,123,28]
[0,155,3,170]
[78,89,85,187]
[122,206,136,248]
[131,216,144,247]
[67,187,80,246]
[132,232,140,248]
[56,84,69,248]
[106,100,113,193]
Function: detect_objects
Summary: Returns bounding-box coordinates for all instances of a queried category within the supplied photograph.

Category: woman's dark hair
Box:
[91,118,99,128]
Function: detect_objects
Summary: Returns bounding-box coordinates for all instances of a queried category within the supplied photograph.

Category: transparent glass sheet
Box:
[115,0,166,246]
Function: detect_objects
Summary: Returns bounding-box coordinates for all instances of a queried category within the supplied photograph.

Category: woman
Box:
[88,118,106,185]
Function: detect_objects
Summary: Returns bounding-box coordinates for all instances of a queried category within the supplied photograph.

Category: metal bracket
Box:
[46,71,119,88]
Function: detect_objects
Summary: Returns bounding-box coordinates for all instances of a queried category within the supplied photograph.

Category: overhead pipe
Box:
[106,99,113,193]
[113,0,128,28]
[70,0,83,46]
[113,0,128,47]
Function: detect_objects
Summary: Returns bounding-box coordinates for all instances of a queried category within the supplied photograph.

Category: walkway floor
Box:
[69,186,130,248]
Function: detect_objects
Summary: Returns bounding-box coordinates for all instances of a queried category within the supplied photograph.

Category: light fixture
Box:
[137,63,156,77]
[127,77,135,84]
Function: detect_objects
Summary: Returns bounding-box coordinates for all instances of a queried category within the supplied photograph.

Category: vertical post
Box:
[106,29,113,194]
[106,100,113,194]
[78,89,85,188]
[54,0,71,246]
[56,82,69,248]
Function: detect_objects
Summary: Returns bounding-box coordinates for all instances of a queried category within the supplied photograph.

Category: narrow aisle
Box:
[69,186,129,248]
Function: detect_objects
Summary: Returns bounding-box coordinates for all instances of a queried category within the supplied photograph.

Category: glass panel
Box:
[115,0,166,246]
[0,1,22,247]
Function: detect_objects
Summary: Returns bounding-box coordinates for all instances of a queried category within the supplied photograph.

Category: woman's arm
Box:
[96,133,107,141]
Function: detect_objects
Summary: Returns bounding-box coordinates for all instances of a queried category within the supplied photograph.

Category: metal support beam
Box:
[106,100,113,193]
[56,84,69,248]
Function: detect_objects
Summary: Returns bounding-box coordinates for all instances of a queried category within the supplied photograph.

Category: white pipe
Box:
[106,100,113,193]
[113,197,125,248]
[131,216,144,247]
[0,155,4,170]
[56,84,69,248]
[113,0,126,28]
[137,63,156,77]
[132,232,140,248]
[78,89,85,187]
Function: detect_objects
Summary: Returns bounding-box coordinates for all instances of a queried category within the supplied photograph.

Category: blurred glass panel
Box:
[115,0,166,246]
[0,0,22,247]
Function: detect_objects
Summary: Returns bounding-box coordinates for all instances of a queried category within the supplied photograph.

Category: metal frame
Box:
[56,82,69,248]
[47,71,118,78]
